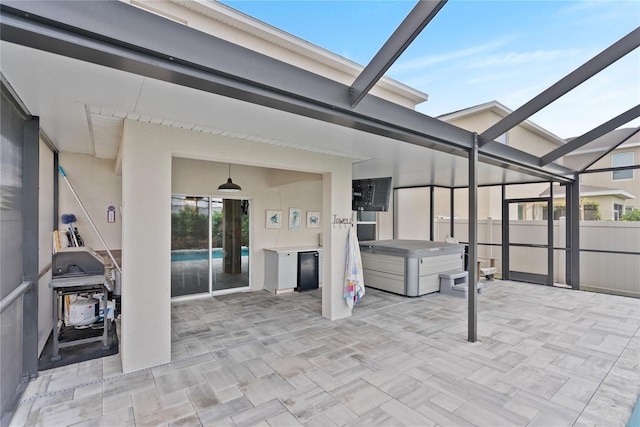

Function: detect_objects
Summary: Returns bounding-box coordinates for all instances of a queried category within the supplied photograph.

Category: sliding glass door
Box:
[170,196,210,297]
[171,196,250,298]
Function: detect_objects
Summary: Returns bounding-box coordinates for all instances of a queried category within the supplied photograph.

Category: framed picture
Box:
[265,210,282,228]
[306,211,320,228]
[289,208,302,230]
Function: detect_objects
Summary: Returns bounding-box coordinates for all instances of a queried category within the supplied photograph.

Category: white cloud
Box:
[556,0,640,26]
[467,49,584,69]
[530,51,640,136]
[392,37,513,73]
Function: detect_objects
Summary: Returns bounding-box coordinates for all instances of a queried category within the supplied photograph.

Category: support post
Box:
[468,134,478,342]
[501,185,509,280]
[429,186,434,241]
[22,117,39,381]
[53,151,59,231]
[547,184,554,286]
[567,176,581,289]
[450,187,455,238]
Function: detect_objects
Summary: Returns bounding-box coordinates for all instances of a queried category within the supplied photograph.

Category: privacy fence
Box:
[434,218,640,298]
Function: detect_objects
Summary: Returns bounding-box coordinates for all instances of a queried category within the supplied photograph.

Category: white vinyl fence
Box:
[434,218,640,298]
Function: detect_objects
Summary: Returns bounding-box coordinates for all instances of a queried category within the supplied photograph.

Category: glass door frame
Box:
[171,194,252,301]
[502,196,554,286]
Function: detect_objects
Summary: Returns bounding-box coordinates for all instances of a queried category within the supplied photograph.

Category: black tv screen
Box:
[352,177,392,212]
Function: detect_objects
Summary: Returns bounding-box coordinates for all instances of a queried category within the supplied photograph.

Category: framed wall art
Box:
[289,208,302,230]
[306,211,320,228]
[265,210,282,228]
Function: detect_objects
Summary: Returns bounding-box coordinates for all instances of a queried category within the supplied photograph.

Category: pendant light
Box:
[218,163,242,192]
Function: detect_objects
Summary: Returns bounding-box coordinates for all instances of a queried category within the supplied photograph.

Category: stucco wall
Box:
[120,120,353,372]
[57,153,122,251]
[394,187,431,240]
[444,109,562,157]
[568,146,640,212]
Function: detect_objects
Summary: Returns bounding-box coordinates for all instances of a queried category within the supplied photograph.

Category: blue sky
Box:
[221,0,639,139]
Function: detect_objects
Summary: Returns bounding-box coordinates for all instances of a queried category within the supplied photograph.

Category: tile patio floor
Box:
[11,280,640,426]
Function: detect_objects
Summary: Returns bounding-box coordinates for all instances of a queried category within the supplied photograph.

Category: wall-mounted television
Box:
[352,177,392,212]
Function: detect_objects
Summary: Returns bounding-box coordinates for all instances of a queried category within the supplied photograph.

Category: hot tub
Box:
[359,239,465,297]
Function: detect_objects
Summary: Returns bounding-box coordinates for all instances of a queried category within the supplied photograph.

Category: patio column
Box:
[322,169,352,321]
[120,122,172,372]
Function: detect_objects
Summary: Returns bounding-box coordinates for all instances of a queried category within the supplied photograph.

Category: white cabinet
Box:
[264,251,297,293]
[264,247,323,294]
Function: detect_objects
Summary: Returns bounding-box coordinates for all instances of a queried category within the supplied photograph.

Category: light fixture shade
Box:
[218,177,242,192]
[218,163,242,192]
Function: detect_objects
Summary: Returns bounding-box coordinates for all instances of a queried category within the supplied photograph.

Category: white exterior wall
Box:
[567,145,640,212]
[444,109,563,157]
[58,153,122,250]
[394,187,431,240]
[120,120,352,372]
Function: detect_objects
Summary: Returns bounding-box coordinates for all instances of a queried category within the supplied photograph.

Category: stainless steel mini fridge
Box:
[297,251,319,291]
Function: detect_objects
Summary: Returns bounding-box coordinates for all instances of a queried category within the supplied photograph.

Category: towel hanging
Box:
[343,225,365,308]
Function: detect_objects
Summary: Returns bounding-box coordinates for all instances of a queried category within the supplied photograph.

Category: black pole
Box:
[429,186,435,241]
[468,134,478,342]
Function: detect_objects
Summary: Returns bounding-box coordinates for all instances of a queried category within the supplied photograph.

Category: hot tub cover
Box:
[359,239,464,258]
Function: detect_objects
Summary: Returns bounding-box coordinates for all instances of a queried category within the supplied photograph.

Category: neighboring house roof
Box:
[564,127,640,156]
[167,0,429,106]
[437,101,566,147]
[540,185,636,200]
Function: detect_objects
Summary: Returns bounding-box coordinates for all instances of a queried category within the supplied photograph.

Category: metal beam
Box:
[540,105,640,166]
[581,163,640,174]
[349,0,447,107]
[479,26,640,146]
[579,127,640,173]
[468,134,478,343]
[479,140,575,184]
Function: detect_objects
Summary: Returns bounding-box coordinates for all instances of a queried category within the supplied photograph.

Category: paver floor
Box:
[11,280,640,426]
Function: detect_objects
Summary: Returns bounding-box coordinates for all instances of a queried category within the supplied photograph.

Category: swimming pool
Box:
[171,248,249,262]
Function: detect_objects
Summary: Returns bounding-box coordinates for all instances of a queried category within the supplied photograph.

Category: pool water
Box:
[171,248,249,262]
